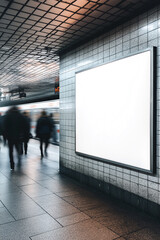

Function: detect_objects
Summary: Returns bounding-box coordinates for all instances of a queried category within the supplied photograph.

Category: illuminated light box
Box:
[76,49,156,173]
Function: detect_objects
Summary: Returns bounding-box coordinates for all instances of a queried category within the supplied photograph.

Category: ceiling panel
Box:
[0,0,159,101]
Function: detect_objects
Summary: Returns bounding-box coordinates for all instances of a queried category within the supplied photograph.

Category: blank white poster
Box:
[76,50,152,171]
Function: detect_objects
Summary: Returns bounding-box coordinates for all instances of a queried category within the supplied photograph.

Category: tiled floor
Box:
[0,139,160,240]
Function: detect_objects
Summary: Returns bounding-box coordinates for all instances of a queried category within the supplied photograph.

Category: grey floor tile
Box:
[24,171,52,181]
[0,191,45,220]
[7,174,36,186]
[30,219,119,240]
[9,201,45,220]
[20,183,52,198]
[0,190,32,204]
[56,212,90,226]
[33,193,66,206]
[0,207,15,225]
[84,204,115,218]
[9,201,44,220]
[56,190,80,198]
[90,210,147,235]
[115,238,126,240]
[0,214,61,240]
[84,202,156,235]
[62,193,105,211]
[124,226,160,240]
[38,178,78,193]
[41,201,80,219]
[0,182,20,197]
[107,222,143,236]
[33,193,80,219]
[0,173,9,184]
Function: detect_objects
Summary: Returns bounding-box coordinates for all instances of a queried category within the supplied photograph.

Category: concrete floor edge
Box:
[60,165,160,219]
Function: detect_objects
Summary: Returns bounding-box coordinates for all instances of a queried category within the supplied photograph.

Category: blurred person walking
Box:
[4,106,25,169]
[20,111,31,155]
[36,110,52,158]
[0,113,3,149]
[48,113,56,143]
[0,113,7,146]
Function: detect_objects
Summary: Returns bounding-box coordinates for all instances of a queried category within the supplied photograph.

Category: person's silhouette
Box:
[36,110,52,158]
[4,106,25,169]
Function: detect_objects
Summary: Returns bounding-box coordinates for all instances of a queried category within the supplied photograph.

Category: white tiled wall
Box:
[60,5,160,205]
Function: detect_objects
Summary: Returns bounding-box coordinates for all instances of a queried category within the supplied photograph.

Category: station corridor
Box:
[0,140,159,240]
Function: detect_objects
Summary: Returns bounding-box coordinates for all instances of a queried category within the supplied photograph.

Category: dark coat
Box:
[4,109,25,141]
[36,116,52,138]
[0,116,3,135]
[20,115,31,141]
[49,116,55,130]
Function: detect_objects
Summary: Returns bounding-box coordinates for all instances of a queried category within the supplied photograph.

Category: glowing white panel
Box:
[76,50,154,172]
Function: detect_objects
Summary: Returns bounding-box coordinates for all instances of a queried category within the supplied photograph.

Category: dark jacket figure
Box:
[4,106,25,169]
[0,113,3,136]
[0,113,3,146]
[49,113,56,143]
[20,112,31,155]
[0,114,7,145]
[36,111,52,158]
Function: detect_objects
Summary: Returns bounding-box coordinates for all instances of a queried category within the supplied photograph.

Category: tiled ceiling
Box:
[0,0,159,100]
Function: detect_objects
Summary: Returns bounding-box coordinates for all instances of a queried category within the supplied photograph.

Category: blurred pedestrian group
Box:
[0,106,54,170]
